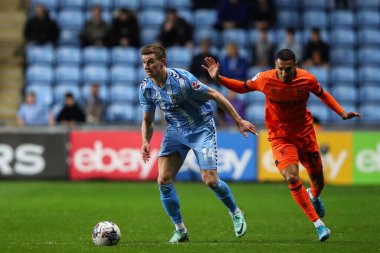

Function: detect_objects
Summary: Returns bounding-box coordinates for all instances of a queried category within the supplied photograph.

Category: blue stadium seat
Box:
[54,84,81,103]
[330,11,355,28]
[359,86,380,103]
[59,0,85,9]
[111,47,138,66]
[141,0,166,9]
[58,29,80,46]
[139,10,165,28]
[247,66,271,80]
[307,104,330,123]
[51,103,63,118]
[277,10,300,28]
[110,66,137,84]
[221,29,248,48]
[303,0,330,10]
[166,47,192,69]
[248,29,276,44]
[26,65,54,83]
[331,85,357,103]
[302,29,329,44]
[138,67,147,82]
[83,47,110,65]
[357,11,380,27]
[357,48,380,66]
[193,9,217,27]
[358,29,380,46]
[168,0,192,9]
[359,103,380,123]
[81,84,109,103]
[358,67,380,83]
[106,102,135,122]
[31,0,58,11]
[194,28,219,46]
[246,91,266,105]
[25,84,53,106]
[83,65,109,84]
[275,29,303,45]
[109,85,138,103]
[275,0,300,9]
[141,28,160,45]
[306,67,329,85]
[55,65,81,83]
[86,0,113,10]
[354,0,380,10]
[330,48,356,66]
[329,29,356,47]
[246,103,265,125]
[303,11,328,29]
[57,10,84,30]
[330,67,356,83]
[113,0,139,10]
[55,47,82,65]
[27,45,54,64]
[177,10,193,25]
[330,102,357,124]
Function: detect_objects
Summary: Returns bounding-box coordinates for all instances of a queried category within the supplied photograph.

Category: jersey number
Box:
[202,148,214,161]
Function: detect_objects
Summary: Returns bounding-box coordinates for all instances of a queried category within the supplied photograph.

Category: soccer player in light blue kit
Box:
[139,44,258,243]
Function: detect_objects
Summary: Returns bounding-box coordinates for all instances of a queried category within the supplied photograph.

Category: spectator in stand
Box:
[17,91,54,127]
[190,39,218,84]
[302,28,330,68]
[57,92,85,126]
[215,0,249,30]
[278,28,303,61]
[157,8,193,48]
[85,83,104,124]
[220,42,248,80]
[24,4,59,45]
[80,6,109,47]
[248,0,277,30]
[111,8,140,47]
[193,0,219,9]
[252,27,275,67]
[223,90,247,126]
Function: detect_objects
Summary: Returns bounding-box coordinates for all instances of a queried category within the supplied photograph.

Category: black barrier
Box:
[0,130,68,179]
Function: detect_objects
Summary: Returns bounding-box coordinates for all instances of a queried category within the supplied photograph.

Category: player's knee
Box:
[286,174,300,185]
[157,174,174,185]
[201,174,217,187]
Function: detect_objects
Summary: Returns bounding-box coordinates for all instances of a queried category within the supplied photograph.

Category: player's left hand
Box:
[236,119,258,138]
[341,111,363,120]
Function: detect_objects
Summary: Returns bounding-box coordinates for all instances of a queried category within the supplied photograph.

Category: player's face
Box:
[142,54,164,79]
[275,59,297,83]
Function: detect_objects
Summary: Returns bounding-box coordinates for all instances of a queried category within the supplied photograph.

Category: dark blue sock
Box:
[159,183,182,224]
[209,178,238,213]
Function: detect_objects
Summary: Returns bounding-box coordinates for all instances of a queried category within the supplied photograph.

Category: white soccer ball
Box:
[92,221,121,246]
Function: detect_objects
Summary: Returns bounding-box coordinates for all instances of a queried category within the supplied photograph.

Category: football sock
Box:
[313,219,325,228]
[309,181,321,199]
[289,180,319,222]
[209,178,238,214]
[159,183,183,225]
[174,222,187,232]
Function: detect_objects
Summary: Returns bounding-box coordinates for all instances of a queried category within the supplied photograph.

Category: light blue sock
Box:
[159,183,182,224]
[209,178,238,214]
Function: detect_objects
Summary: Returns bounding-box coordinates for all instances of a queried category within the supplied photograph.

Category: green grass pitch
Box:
[0,182,379,253]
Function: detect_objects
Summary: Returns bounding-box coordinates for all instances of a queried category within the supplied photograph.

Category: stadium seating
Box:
[329,29,356,47]
[54,84,81,103]
[357,48,380,66]
[359,86,380,103]
[194,28,219,45]
[359,103,380,123]
[55,65,81,83]
[358,66,380,83]
[86,0,113,10]
[330,11,355,28]
[275,0,300,9]
[331,85,357,103]
[59,0,86,10]
[110,66,137,84]
[357,29,380,46]
[357,10,380,27]
[25,84,53,107]
[166,47,192,69]
[330,48,356,66]
[277,10,300,28]
[141,28,160,45]
[26,65,54,83]
[31,0,58,11]
[307,67,329,85]
[245,104,265,125]
[307,104,331,124]
[168,0,192,9]
[83,47,110,65]
[354,0,380,9]
[81,84,109,103]
[58,29,81,46]
[113,0,139,10]
[140,0,166,9]
[106,102,135,122]
[83,65,109,84]
[55,47,82,65]
[109,85,138,103]
[57,10,84,30]
[303,11,328,29]
[193,9,217,28]
[27,45,55,65]
[302,0,330,10]
[111,47,139,66]
[330,67,356,83]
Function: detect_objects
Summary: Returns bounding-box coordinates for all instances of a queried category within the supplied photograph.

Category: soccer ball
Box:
[92,221,121,246]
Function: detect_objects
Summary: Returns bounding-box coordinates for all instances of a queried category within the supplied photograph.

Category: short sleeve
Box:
[174,68,209,100]
[245,72,265,92]
[139,85,155,112]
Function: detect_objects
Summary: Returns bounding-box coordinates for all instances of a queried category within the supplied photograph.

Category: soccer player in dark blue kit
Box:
[139,44,257,243]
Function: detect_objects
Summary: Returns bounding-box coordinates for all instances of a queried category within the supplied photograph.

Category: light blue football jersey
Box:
[139,68,214,134]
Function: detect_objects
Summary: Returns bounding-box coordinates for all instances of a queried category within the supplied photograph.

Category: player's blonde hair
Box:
[141,44,166,60]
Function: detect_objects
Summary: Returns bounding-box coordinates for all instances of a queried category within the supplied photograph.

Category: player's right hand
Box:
[202,57,221,82]
[141,143,151,163]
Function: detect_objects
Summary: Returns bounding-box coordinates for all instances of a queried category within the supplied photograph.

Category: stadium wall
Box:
[0,128,378,185]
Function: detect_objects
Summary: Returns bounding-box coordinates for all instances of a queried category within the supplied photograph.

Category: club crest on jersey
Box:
[192,81,200,90]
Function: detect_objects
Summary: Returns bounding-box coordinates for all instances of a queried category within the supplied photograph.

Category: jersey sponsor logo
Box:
[192,81,200,90]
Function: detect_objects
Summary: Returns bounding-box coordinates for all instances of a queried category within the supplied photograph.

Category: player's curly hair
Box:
[276,49,296,61]
[141,44,166,60]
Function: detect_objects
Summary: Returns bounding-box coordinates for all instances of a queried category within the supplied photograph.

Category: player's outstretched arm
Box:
[202,57,249,94]
[205,87,258,137]
[141,111,155,163]
[340,111,363,120]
